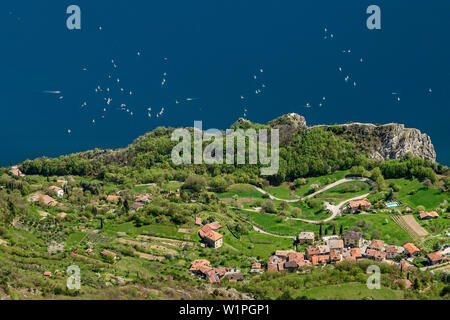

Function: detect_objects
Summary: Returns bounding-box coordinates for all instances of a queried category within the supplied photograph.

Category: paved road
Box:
[286,193,370,224]
[252,225,295,239]
[253,186,300,202]
[233,177,374,237]
[254,177,374,203]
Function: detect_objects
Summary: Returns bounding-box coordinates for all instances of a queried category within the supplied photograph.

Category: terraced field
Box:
[391,215,428,240]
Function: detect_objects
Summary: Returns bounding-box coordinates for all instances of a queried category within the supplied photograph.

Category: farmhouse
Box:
[311,255,330,266]
[327,239,344,253]
[403,243,420,257]
[275,250,296,259]
[349,248,363,260]
[189,259,211,273]
[419,211,439,220]
[298,232,315,244]
[199,224,223,248]
[287,251,310,268]
[346,199,371,213]
[365,248,386,261]
[344,231,362,248]
[427,252,444,265]
[49,186,64,198]
[330,249,342,262]
[385,246,399,259]
[267,255,285,272]
[369,240,384,251]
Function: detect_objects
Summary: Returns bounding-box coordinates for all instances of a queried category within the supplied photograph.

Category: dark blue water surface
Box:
[0,1,449,166]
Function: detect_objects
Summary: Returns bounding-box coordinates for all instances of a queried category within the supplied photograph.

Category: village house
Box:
[419,211,439,220]
[327,239,344,253]
[189,259,211,274]
[311,254,330,266]
[305,245,330,261]
[365,248,387,261]
[198,224,223,249]
[275,250,296,259]
[298,232,315,244]
[343,231,362,248]
[330,249,342,262]
[427,252,444,266]
[346,199,371,214]
[43,271,52,277]
[267,255,285,272]
[369,239,384,251]
[403,243,420,257]
[385,246,399,260]
[195,217,203,226]
[49,186,64,198]
[189,259,226,283]
[287,251,310,268]
[349,248,363,260]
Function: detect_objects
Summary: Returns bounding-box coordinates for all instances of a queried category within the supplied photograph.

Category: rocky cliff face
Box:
[267,113,436,162]
[267,113,307,145]
[315,122,436,162]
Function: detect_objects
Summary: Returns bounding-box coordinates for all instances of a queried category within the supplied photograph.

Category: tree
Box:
[339,225,343,236]
[123,199,130,213]
[433,241,441,252]
[413,278,420,290]
[332,225,336,235]
[319,224,322,239]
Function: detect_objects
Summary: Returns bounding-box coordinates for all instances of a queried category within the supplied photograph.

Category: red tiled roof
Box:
[403,243,420,255]
[311,255,330,265]
[348,199,371,209]
[204,230,222,242]
[365,248,386,260]
[427,251,443,262]
[369,240,384,251]
[419,211,439,219]
[330,249,342,261]
[350,248,362,258]
[385,246,397,253]
[288,252,305,265]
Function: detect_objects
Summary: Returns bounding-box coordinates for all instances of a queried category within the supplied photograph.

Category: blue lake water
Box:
[0,0,449,166]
